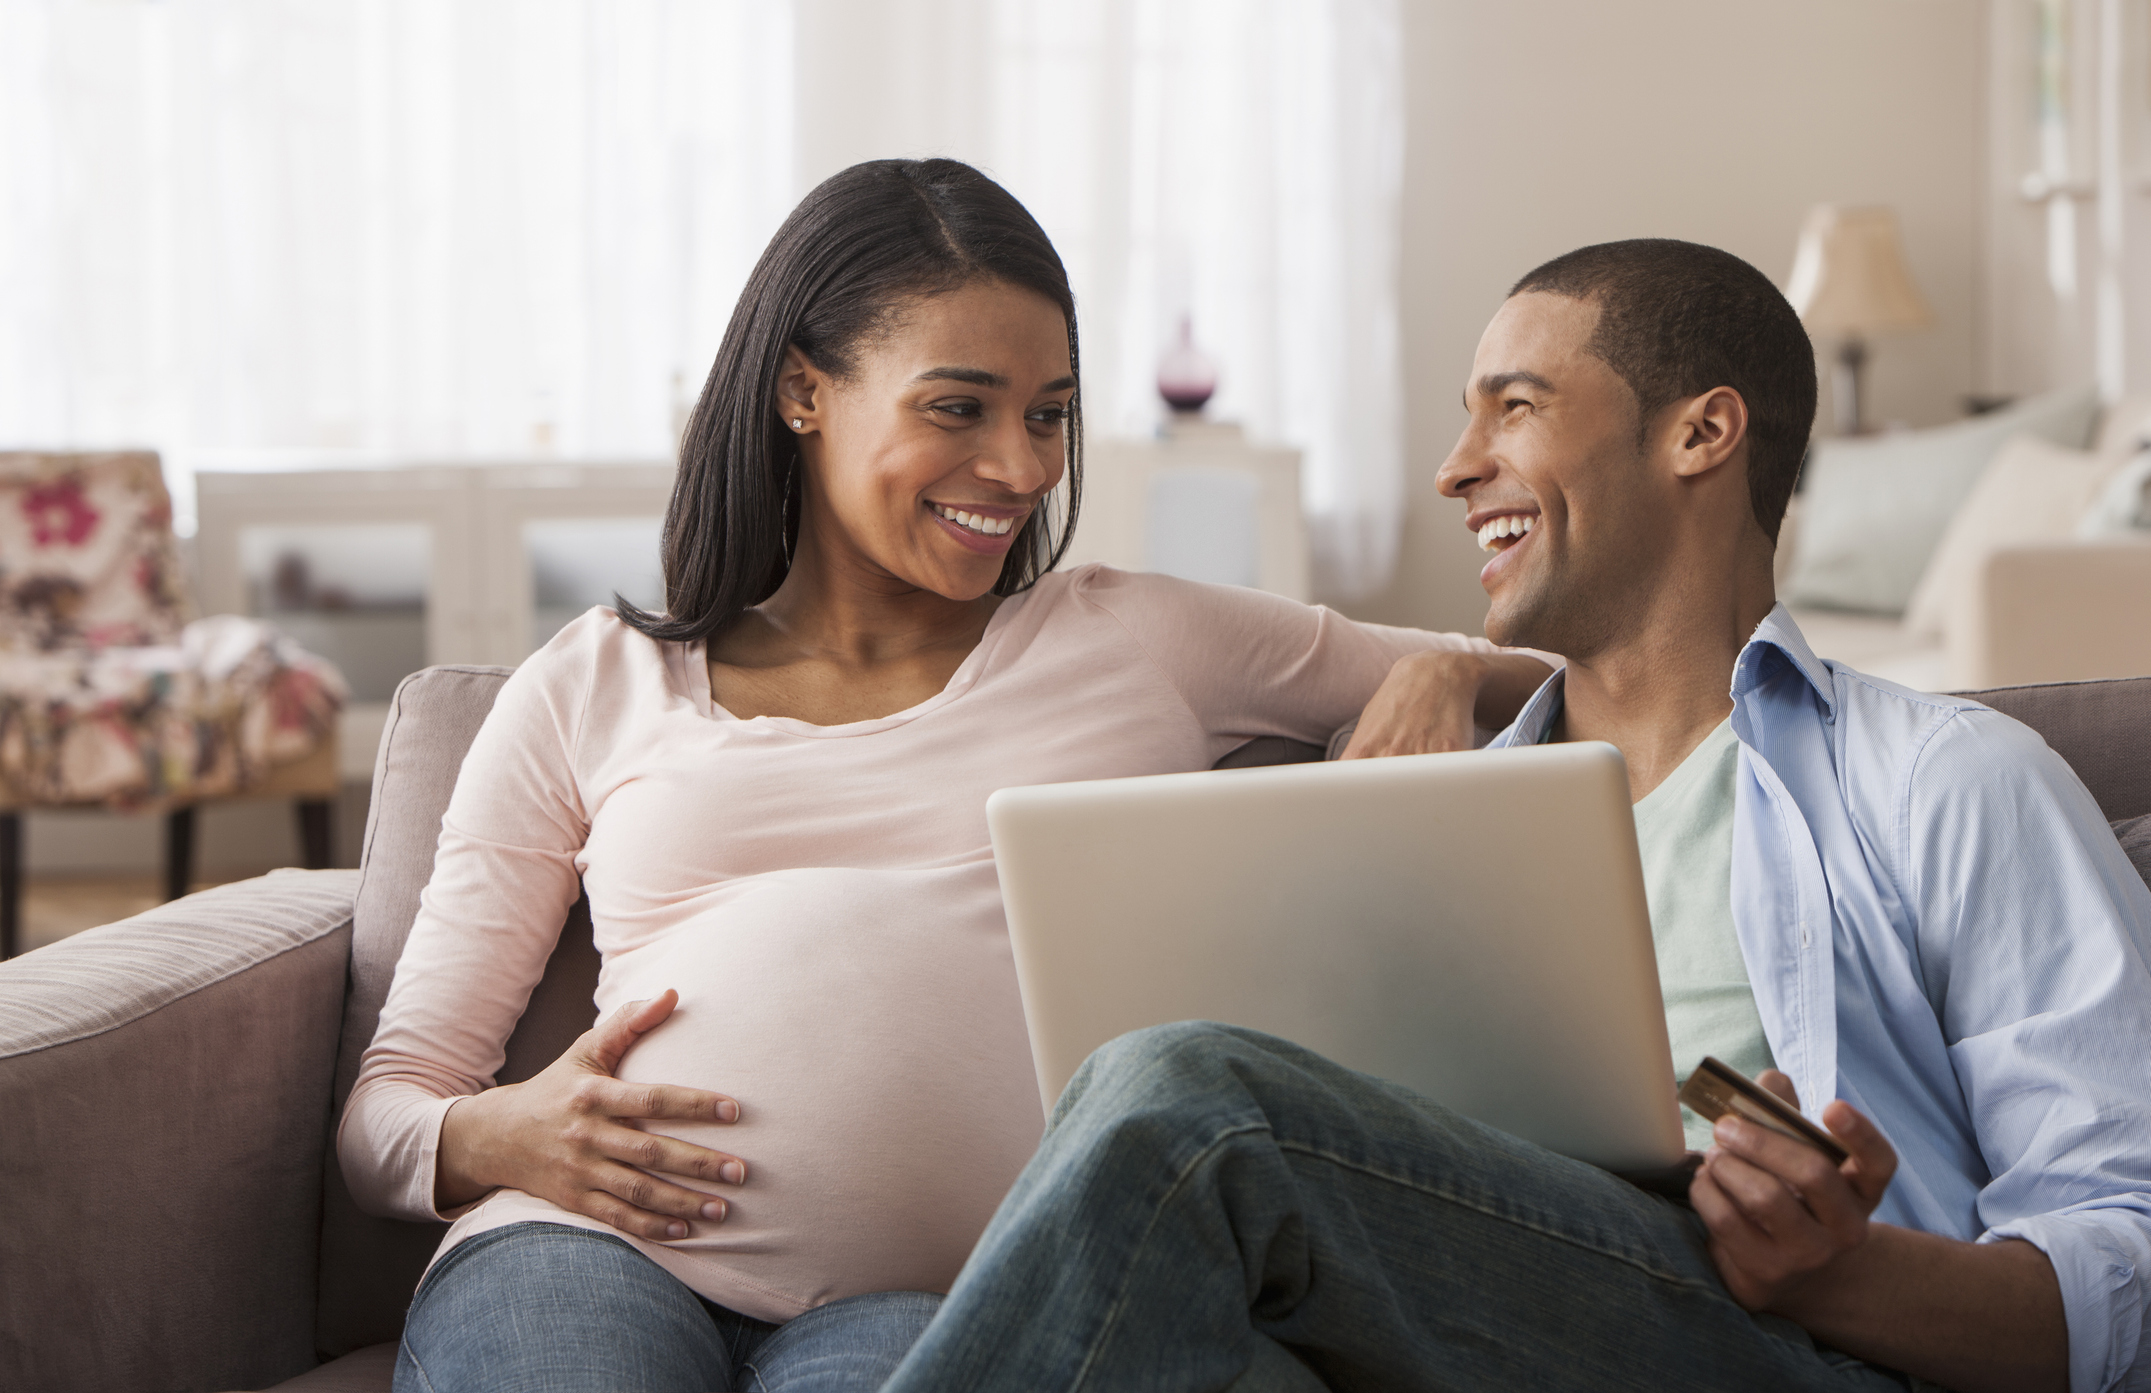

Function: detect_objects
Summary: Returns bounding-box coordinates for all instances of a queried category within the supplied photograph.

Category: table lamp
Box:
[1785,205,1932,435]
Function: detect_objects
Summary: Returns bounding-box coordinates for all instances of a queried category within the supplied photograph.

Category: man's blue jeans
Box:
[883,1022,1909,1392]
[394,1221,941,1392]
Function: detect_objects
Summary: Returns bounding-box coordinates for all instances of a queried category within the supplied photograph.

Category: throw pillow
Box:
[2092,391,2151,457]
[1902,435,2114,639]
[2077,444,2151,539]
[2115,814,2151,892]
[1783,385,2099,615]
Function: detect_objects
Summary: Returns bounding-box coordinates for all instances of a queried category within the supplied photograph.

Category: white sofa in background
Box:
[1780,391,2151,692]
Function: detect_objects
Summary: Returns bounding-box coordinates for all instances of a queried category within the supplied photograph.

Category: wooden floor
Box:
[17,875,232,954]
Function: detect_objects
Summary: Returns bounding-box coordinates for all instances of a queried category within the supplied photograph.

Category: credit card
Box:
[1678,1056,1849,1166]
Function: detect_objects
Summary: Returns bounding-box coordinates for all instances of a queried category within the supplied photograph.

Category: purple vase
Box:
[1157,315,1218,413]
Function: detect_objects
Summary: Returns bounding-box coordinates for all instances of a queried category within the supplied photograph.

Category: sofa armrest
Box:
[1950,540,2151,687]
[0,868,359,1393]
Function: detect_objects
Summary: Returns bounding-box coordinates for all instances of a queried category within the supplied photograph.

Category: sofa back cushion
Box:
[2116,815,2151,889]
[1967,676,2151,823]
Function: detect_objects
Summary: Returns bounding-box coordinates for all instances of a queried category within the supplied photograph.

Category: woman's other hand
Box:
[1339,651,1552,759]
[434,989,746,1241]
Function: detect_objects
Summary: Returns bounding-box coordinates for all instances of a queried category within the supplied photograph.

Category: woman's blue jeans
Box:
[881,1021,1911,1393]
[394,1221,940,1393]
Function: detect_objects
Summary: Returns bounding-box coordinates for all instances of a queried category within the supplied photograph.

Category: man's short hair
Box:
[1510,240,1817,541]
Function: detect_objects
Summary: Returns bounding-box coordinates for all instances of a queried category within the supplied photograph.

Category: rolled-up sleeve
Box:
[1982,1208,2151,1393]
[1910,709,2151,1392]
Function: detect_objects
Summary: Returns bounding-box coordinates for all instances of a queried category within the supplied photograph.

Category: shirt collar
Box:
[1495,667,1567,748]
[1732,602,1836,721]
[1492,601,1832,748]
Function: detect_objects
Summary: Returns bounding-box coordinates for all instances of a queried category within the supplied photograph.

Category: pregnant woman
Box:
[343,158,1552,1393]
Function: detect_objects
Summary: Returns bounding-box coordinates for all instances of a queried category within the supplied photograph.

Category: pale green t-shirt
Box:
[1632,717,1776,1150]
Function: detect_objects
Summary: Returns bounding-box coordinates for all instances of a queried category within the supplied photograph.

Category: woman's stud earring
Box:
[792,418,804,430]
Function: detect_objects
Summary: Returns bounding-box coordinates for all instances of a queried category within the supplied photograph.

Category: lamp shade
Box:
[1784,205,1933,337]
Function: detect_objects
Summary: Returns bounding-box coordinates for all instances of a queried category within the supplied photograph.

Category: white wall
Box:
[1344,1,1988,633]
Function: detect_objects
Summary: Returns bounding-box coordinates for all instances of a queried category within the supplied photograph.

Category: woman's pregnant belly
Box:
[589,863,1046,1319]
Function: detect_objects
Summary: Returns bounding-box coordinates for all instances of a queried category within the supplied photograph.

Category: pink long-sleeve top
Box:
[340,564,1506,1322]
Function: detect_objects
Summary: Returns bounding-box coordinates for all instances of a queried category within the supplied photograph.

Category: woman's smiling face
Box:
[784,277,1075,601]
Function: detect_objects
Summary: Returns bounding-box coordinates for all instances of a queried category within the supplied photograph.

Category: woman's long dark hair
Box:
[620,158,1082,646]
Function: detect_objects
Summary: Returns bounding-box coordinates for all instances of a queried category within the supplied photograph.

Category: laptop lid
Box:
[988,742,1685,1172]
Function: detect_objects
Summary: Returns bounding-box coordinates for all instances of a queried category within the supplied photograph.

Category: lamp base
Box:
[1833,337,1870,436]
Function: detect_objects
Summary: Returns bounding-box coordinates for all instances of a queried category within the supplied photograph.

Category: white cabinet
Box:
[194,461,676,697]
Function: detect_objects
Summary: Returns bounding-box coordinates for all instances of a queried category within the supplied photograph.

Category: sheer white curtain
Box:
[1012,0,1406,601]
[815,0,1405,599]
[0,0,794,528]
[5,0,1403,593]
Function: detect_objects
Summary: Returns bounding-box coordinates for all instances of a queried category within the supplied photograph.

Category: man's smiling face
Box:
[1435,291,1666,659]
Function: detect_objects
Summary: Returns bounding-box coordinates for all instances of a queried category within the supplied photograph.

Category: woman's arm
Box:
[1338,650,1554,758]
[340,614,749,1240]
[1072,567,1554,756]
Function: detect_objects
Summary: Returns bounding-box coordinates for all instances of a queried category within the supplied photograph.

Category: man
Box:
[879,241,2151,1392]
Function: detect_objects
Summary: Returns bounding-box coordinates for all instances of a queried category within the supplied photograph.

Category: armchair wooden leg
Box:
[163,806,196,903]
[0,812,19,959]
[296,798,332,870]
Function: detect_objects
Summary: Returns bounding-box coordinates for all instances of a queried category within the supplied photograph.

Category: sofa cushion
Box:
[2116,814,2151,891]
[1,873,357,1393]
[1785,385,2099,614]
[1215,734,1327,768]
[2079,444,2151,539]
[1903,435,2115,640]
[249,1341,397,1393]
[1967,677,2151,823]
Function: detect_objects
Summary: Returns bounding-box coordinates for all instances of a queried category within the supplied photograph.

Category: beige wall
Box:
[790,0,1989,635]
[1348,0,1987,634]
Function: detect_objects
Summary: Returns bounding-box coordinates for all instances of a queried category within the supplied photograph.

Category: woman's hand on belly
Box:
[435,990,749,1241]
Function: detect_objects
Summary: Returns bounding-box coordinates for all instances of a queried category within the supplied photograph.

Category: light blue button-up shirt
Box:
[1491,606,2151,1393]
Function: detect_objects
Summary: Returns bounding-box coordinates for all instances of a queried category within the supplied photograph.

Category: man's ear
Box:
[1665,386,1749,480]
[776,346,828,431]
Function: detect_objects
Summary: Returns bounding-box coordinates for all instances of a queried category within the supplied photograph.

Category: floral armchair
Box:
[0,452,348,958]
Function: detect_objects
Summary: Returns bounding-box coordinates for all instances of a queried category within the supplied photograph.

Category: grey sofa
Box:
[2,666,2148,1393]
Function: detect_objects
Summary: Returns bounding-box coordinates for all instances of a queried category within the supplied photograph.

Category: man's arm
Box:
[1899,707,2151,1392]
[1688,1073,2067,1393]
[1776,1226,2065,1393]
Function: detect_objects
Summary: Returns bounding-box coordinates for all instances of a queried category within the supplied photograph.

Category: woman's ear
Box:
[777,346,826,433]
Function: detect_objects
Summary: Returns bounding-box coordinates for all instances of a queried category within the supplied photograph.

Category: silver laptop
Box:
[987,742,1685,1172]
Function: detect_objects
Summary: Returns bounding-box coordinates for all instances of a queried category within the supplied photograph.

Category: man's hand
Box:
[1686,1070,2066,1393]
[1340,650,1552,760]
[1687,1070,1896,1312]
